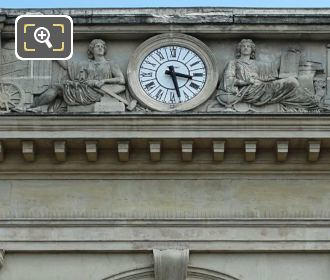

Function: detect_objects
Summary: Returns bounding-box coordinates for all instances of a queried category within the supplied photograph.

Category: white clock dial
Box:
[138,46,207,105]
[127,33,219,112]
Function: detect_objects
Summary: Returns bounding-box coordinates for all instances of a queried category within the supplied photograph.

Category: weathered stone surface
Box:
[212,140,225,161]
[149,141,161,162]
[307,140,321,162]
[54,140,66,162]
[0,7,329,280]
[1,8,330,114]
[276,140,289,162]
[216,39,324,113]
[181,140,193,162]
[2,8,330,26]
[154,249,189,280]
[21,140,35,162]
[85,140,98,162]
[117,141,130,162]
[0,252,329,280]
[0,250,4,270]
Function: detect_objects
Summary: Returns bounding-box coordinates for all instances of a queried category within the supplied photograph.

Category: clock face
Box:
[127,33,219,112]
[138,46,207,105]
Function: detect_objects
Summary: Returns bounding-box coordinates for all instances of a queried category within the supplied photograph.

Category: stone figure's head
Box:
[236,39,256,59]
[88,39,107,59]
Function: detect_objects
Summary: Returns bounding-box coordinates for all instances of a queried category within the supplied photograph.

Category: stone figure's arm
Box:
[92,63,125,89]
[235,79,251,86]
[104,63,125,85]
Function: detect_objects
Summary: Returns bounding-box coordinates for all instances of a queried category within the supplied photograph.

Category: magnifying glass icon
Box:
[34,27,53,49]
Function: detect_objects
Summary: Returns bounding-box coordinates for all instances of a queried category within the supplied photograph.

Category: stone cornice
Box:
[0,115,330,139]
[3,8,330,28]
[0,115,330,168]
[2,8,330,41]
[1,218,330,227]
[3,9,330,39]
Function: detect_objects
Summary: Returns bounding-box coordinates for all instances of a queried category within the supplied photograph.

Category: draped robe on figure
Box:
[218,58,320,111]
[63,59,115,106]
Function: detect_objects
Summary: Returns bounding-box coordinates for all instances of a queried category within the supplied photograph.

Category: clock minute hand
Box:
[167,66,181,98]
[165,70,192,80]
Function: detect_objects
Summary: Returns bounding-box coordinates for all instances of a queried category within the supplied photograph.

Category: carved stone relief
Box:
[314,74,327,103]
[29,39,138,113]
[0,36,328,114]
[0,39,140,113]
[207,39,327,113]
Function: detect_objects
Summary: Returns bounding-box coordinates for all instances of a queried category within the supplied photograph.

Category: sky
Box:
[1,0,330,8]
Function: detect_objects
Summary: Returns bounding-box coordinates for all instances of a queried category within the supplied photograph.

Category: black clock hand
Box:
[167,66,181,98]
[165,70,192,79]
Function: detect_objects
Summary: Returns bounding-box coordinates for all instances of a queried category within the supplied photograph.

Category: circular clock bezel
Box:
[127,33,219,112]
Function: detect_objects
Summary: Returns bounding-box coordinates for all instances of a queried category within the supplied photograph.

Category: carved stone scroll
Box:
[153,249,189,280]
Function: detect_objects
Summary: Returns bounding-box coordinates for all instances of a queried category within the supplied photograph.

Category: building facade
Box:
[0,7,329,280]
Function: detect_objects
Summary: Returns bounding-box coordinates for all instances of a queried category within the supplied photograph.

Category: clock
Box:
[127,33,219,111]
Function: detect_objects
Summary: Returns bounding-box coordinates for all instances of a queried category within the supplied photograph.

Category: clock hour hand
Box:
[167,66,181,98]
[165,70,192,79]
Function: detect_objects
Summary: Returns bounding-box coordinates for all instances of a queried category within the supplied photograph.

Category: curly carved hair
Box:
[87,39,107,59]
[235,39,256,59]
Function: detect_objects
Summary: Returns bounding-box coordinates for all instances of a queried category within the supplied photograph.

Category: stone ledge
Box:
[0,225,330,252]
[1,218,330,227]
[3,8,330,25]
[0,115,330,139]
[2,241,330,252]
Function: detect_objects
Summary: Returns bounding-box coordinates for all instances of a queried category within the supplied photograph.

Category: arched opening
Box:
[102,266,240,280]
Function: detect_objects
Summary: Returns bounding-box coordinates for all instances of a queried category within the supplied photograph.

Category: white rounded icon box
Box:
[15,15,73,60]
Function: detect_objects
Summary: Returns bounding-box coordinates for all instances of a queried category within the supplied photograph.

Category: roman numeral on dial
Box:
[189,82,200,90]
[144,81,156,91]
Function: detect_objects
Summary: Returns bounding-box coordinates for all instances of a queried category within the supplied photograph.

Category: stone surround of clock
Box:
[127,33,219,111]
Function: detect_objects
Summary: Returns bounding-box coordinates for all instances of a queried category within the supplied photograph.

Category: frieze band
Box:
[0,33,328,113]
